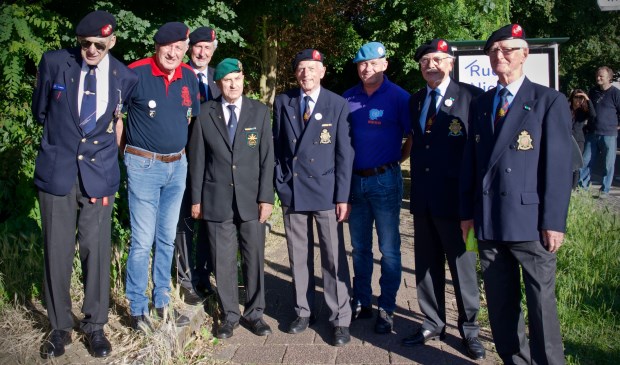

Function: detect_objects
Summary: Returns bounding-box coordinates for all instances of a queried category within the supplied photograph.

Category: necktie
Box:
[198,73,208,102]
[425,89,437,134]
[227,104,238,144]
[494,87,510,132]
[79,65,97,134]
[302,95,311,123]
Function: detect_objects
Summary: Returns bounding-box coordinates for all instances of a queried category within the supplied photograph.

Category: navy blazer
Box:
[460,77,573,241]
[273,88,354,211]
[32,48,138,198]
[188,96,274,222]
[410,79,482,218]
[204,67,221,101]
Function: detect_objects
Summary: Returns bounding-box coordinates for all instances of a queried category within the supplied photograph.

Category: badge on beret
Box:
[437,39,448,52]
[319,129,331,144]
[512,24,523,38]
[517,130,533,150]
[101,24,113,37]
[448,119,463,136]
[377,46,385,56]
[211,29,216,40]
[312,50,321,61]
[246,132,258,148]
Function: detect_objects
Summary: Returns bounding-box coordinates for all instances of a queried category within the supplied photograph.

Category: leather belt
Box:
[125,146,185,163]
[353,161,399,177]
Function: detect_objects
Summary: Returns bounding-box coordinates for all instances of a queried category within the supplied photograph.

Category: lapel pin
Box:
[315,113,323,121]
[444,97,454,107]
[524,105,531,111]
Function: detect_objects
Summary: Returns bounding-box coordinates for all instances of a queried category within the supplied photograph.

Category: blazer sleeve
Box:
[188,113,206,206]
[334,100,354,203]
[258,104,275,204]
[32,53,52,125]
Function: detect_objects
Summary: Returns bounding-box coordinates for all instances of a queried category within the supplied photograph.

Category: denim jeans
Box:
[124,148,187,316]
[579,134,617,193]
[348,166,403,313]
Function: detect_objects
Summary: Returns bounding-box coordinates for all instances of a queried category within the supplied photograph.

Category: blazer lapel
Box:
[235,96,254,147]
[284,94,302,139]
[65,52,82,129]
[210,101,231,150]
[411,90,425,137]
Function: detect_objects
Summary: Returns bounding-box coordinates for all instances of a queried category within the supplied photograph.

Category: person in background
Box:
[569,89,595,189]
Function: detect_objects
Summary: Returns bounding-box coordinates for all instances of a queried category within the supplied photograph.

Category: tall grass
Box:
[559,191,620,364]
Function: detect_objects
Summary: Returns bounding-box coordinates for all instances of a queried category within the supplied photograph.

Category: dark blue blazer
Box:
[205,66,221,101]
[410,79,482,218]
[32,48,138,198]
[273,88,354,211]
[460,77,573,241]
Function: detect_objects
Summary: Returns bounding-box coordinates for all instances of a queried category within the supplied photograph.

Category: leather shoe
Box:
[463,337,486,360]
[374,308,393,334]
[241,317,272,336]
[333,326,350,346]
[216,320,239,339]
[351,300,373,321]
[155,307,190,327]
[196,282,214,297]
[288,315,316,334]
[41,330,72,358]
[401,328,445,347]
[180,286,204,306]
[85,330,112,358]
[130,315,153,333]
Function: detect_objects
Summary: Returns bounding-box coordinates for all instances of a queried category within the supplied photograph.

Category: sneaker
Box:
[374,308,393,334]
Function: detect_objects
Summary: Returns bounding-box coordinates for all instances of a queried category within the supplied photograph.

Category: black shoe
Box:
[401,328,445,347]
[463,337,486,360]
[241,317,272,336]
[333,326,350,346]
[351,300,373,321]
[85,330,112,358]
[155,307,190,327]
[196,282,215,297]
[288,315,316,334]
[180,286,205,306]
[374,308,393,334]
[130,315,153,333]
[41,330,72,358]
[216,320,239,339]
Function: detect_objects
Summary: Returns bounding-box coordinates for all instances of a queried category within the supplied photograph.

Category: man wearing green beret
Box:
[188,58,274,339]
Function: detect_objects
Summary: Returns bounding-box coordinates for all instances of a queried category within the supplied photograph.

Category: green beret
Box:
[214,58,243,81]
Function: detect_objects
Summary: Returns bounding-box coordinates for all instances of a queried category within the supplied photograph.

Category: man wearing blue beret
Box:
[460,24,570,364]
[32,10,138,358]
[123,21,200,332]
[400,38,485,360]
[342,41,411,334]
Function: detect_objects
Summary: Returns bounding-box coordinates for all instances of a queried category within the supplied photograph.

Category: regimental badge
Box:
[444,97,454,107]
[319,128,332,144]
[246,132,258,148]
[475,134,480,143]
[517,130,534,150]
[497,108,507,118]
[448,119,463,136]
[149,110,156,118]
[106,121,114,133]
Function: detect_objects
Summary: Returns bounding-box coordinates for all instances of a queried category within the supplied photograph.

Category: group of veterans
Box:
[34,9,573,365]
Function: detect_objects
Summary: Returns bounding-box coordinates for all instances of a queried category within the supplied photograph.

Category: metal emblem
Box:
[246,132,258,148]
[517,130,534,150]
[149,110,156,118]
[448,119,463,136]
[319,129,332,144]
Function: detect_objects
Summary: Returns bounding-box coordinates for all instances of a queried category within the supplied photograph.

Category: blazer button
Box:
[505,168,511,173]
[509,144,515,149]
[81,138,87,143]
[93,140,99,145]
[425,167,430,172]
[293,157,298,160]
[78,155,84,160]
[232,165,237,169]
[483,190,489,195]
[91,158,96,162]
[294,173,298,177]
[308,175,313,178]
[292,139,297,143]
[310,158,314,162]
[230,183,234,187]
[425,145,430,149]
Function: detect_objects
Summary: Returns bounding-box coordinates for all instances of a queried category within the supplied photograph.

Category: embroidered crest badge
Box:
[448,119,463,136]
[246,132,258,148]
[319,129,332,144]
[517,130,534,150]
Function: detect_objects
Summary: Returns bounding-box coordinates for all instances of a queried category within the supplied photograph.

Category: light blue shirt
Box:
[419,77,451,131]
[492,74,526,123]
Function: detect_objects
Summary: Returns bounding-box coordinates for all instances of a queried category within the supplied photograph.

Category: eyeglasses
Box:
[79,39,107,51]
[419,56,452,66]
[486,47,522,56]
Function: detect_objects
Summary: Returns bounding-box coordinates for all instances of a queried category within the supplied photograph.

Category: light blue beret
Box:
[353,42,387,63]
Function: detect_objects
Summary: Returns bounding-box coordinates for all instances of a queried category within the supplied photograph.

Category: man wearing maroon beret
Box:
[32,10,137,358]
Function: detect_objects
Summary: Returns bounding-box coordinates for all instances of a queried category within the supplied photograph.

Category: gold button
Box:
[81,138,86,143]
[93,140,99,145]
[232,165,237,169]
[78,155,84,160]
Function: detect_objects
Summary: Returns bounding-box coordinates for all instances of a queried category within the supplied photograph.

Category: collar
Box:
[149,56,184,82]
[222,96,243,111]
[497,74,526,97]
[81,53,110,73]
[353,75,391,96]
[300,87,321,102]
[426,77,451,98]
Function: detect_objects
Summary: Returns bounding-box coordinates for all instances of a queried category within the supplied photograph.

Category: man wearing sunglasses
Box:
[32,10,138,359]
[401,38,484,360]
[460,24,571,365]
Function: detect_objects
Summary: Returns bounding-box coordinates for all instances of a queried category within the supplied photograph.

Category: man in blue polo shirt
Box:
[123,22,200,331]
[343,42,411,334]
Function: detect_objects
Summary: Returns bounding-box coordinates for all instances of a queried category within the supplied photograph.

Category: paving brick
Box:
[283,344,337,364]
[231,344,286,364]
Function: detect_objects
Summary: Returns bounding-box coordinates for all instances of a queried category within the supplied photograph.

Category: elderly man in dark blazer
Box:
[32,10,137,358]
[189,58,274,339]
[401,38,485,360]
[460,24,571,365]
[273,49,355,347]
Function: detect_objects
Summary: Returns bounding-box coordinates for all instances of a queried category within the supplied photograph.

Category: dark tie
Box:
[198,73,208,102]
[79,65,97,134]
[227,104,238,144]
[494,87,510,132]
[302,95,311,123]
[425,89,437,134]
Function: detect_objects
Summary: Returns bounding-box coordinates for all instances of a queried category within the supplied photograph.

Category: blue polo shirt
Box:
[343,75,411,170]
[126,56,200,154]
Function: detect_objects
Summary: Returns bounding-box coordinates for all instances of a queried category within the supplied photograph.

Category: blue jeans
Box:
[348,166,403,313]
[579,134,617,193]
[124,148,187,316]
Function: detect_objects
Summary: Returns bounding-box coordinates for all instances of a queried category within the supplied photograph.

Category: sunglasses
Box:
[79,39,107,51]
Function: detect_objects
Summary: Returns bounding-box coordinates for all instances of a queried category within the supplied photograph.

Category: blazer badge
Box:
[319,129,332,144]
[448,119,463,136]
[246,132,258,148]
[517,130,534,150]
